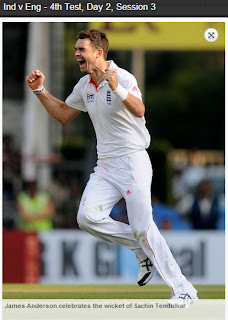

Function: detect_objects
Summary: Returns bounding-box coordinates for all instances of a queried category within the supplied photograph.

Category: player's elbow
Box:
[137,111,145,118]
[58,117,69,124]
[137,106,145,118]
[57,102,74,124]
[56,116,68,124]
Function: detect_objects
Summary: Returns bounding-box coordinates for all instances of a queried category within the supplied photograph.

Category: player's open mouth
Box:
[78,60,86,67]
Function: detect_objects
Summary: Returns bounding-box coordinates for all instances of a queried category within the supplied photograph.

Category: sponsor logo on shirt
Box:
[86,91,95,103]
[107,90,112,105]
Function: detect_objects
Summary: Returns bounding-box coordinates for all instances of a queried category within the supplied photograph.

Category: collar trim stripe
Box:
[89,78,98,90]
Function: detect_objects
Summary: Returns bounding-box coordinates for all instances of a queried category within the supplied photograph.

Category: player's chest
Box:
[82,85,118,116]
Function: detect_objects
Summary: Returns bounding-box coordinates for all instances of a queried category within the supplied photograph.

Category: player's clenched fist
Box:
[104,68,118,91]
[26,70,45,90]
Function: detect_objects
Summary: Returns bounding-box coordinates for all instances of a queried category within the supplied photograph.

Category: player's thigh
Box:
[126,192,153,232]
[125,151,153,231]
[78,173,122,223]
[128,150,152,193]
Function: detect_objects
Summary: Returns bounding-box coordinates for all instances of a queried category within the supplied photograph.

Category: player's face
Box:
[75,38,98,74]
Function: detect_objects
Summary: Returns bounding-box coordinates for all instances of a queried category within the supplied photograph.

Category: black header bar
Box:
[1,0,228,17]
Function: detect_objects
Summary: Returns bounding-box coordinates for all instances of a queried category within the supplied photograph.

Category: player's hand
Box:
[104,68,118,91]
[26,70,45,90]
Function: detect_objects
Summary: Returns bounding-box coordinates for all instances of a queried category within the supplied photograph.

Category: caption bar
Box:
[1,0,228,16]
[3,2,157,13]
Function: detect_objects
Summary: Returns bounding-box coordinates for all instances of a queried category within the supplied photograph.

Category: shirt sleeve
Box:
[119,74,142,101]
[65,81,87,112]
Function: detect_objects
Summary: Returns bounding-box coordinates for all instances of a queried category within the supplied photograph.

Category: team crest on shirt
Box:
[107,90,111,105]
[86,91,95,103]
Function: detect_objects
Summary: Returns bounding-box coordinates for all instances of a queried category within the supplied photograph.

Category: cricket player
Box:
[26,29,198,305]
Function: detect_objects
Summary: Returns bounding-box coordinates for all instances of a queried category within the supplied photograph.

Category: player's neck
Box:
[90,60,108,85]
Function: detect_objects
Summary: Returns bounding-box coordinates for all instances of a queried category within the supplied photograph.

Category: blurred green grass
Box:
[3,284,225,299]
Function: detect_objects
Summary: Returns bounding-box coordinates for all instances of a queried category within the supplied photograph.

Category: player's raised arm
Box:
[104,68,145,118]
[26,70,81,124]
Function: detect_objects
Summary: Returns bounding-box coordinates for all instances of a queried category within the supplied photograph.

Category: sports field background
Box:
[3,284,225,299]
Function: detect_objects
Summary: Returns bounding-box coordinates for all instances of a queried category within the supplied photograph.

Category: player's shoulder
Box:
[118,67,136,83]
[110,60,136,83]
[73,74,90,90]
[78,74,90,86]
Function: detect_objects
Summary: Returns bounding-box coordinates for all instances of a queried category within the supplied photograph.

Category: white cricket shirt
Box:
[65,61,151,159]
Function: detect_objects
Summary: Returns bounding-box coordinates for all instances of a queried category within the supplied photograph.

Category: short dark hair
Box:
[77,29,109,60]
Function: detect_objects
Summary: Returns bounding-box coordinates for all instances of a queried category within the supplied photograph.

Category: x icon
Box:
[208,32,215,39]
[205,28,218,43]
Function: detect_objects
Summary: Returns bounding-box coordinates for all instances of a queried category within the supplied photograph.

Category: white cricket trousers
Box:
[77,150,197,297]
